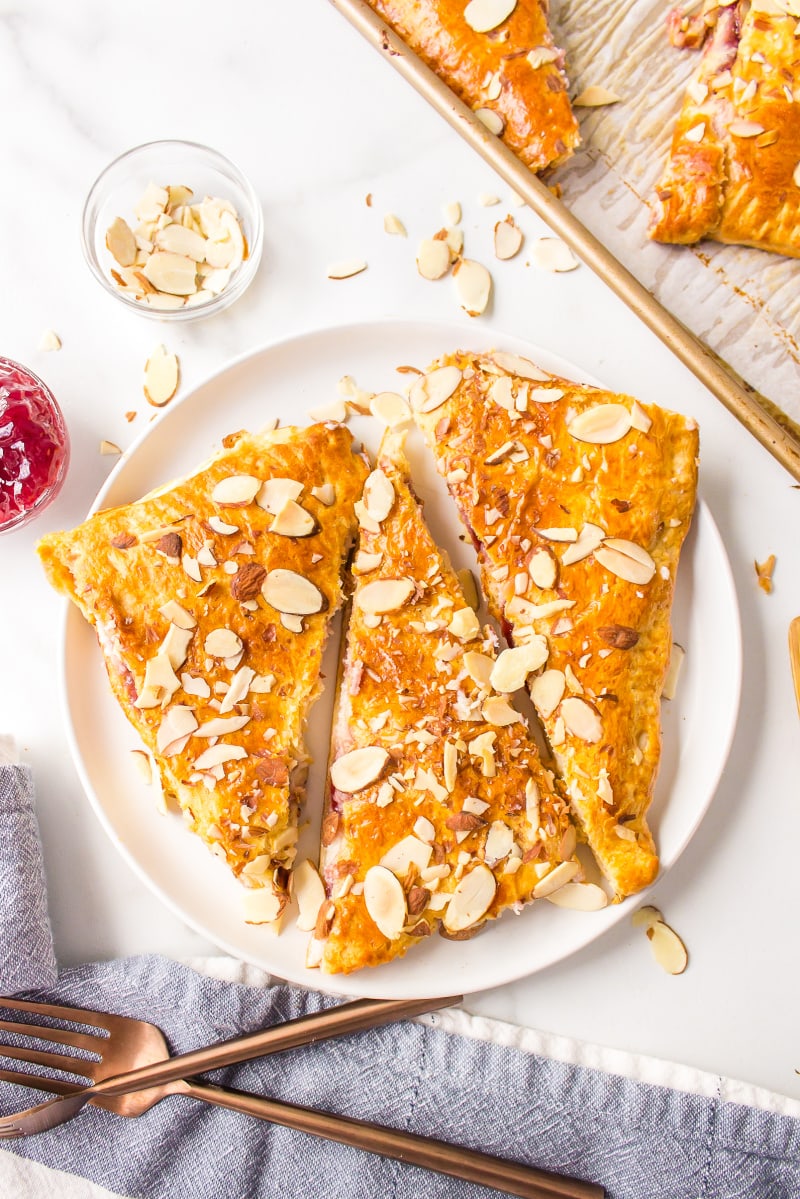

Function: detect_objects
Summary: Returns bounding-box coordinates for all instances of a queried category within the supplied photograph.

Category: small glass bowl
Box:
[0,357,70,534]
[81,140,263,321]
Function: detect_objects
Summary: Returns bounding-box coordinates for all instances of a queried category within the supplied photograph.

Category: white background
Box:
[1,1,799,1099]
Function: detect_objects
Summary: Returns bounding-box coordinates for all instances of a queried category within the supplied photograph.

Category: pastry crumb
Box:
[755,554,776,593]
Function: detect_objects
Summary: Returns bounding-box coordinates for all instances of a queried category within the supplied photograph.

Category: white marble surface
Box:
[1,0,799,1101]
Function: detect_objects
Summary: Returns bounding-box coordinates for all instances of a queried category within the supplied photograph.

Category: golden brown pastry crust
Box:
[413,351,699,898]
[367,0,580,171]
[37,425,367,922]
[314,430,578,975]
[650,0,800,256]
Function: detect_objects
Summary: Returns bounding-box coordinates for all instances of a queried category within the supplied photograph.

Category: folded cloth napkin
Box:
[0,749,57,995]
[1,761,799,1199]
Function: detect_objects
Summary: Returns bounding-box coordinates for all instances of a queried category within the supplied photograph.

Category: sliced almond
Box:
[156,706,198,754]
[729,120,765,137]
[546,881,608,910]
[573,85,621,107]
[463,650,495,687]
[369,391,412,426]
[193,743,248,771]
[567,404,632,445]
[529,669,566,718]
[532,860,580,898]
[475,108,505,134]
[494,216,523,260]
[294,860,326,932]
[263,569,324,615]
[327,259,367,280]
[684,123,705,144]
[363,469,395,522]
[457,568,480,611]
[484,820,513,865]
[155,223,207,261]
[449,606,481,641]
[454,258,492,316]
[410,365,462,413]
[464,0,517,30]
[528,546,558,589]
[443,201,462,225]
[106,217,138,267]
[211,474,261,506]
[417,238,452,280]
[130,749,153,785]
[256,477,304,514]
[482,696,520,726]
[99,440,122,455]
[530,238,579,272]
[661,643,685,700]
[143,345,179,407]
[647,920,688,974]
[536,526,577,542]
[631,904,662,931]
[331,745,390,793]
[204,628,243,658]
[443,864,496,932]
[383,213,407,237]
[561,523,606,566]
[311,482,336,506]
[629,400,652,434]
[208,516,239,535]
[527,46,559,68]
[195,714,251,738]
[269,498,316,538]
[380,835,433,876]
[489,352,550,381]
[560,696,602,742]
[142,250,197,296]
[357,577,415,614]
[595,538,656,585]
[364,865,407,940]
[160,623,193,670]
[490,639,548,692]
[443,740,458,792]
[135,182,169,222]
[353,550,383,574]
[243,887,284,927]
[38,329,62,352]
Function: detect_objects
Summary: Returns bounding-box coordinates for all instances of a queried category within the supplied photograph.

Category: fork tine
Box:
[0,1019,103,1055]
[0,1044,95,1078]
[0,1069,82,1097]
[0,997,111,1031]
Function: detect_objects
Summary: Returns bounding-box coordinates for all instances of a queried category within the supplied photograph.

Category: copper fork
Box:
[0,995,604,1199]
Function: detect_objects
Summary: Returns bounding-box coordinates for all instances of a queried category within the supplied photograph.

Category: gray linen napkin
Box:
[1,760,799,1199]
[0,753,57,994]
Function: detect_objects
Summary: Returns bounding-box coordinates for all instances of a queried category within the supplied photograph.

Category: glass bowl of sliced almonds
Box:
[81,139,263,320]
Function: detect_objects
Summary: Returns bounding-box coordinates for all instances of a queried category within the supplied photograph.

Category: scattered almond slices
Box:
[530,238,580,272]
[464,0,517,33]
[143,345,180,407]
[327,259,368,280]
[383,213,407,237]
[38,329,62,352]
[417,238,452,281]
[99,440,122,456]
[755,553,776,594]
[494,215,523,260]
[573,85,622,107]
[105,183,248,309]
[632,906,689,975]
[661,643,685,700]
[454,258,492,316]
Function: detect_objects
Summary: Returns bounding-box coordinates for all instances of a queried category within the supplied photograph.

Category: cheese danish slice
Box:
[412,350,699,899]
[311,429,579,976]
[37,424,368,927]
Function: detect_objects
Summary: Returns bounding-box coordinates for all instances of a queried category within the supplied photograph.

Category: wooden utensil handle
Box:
[185,1079,605,1199]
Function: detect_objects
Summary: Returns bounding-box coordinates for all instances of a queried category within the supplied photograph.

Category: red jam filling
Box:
[0,357,69,532]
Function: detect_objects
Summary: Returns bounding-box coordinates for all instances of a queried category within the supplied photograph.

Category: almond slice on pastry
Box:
[650,0,800,257]
[413,351,699,899]
[309,428,579,975]
[37,425,368,926]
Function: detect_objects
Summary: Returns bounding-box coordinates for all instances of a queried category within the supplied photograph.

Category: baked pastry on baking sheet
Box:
[37,424,368,926]
[650,0,800,257]
[311,429,580,975]
[412,351,699,899]
[366,0,580,172]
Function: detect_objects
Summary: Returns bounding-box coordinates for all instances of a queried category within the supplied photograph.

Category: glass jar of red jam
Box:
[0,357,70,533]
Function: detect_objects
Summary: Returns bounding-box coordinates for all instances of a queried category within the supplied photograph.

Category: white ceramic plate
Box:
[62,320,742,999]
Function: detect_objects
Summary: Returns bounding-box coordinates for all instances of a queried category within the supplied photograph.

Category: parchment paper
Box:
[549,0,800,426]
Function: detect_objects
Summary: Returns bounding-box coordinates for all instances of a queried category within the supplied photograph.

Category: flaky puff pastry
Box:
[650,0,800,256]
[366,0,580,171]
[311,429,579,975]
[37,425,368,927]
[413,351,699,899]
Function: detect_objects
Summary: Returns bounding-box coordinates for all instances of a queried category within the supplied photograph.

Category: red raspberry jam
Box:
[0,357,69,533]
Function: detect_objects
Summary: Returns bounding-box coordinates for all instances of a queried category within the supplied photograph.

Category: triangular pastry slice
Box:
[412,351,699,899]
[37,424,368,925]
[310,429,579,975]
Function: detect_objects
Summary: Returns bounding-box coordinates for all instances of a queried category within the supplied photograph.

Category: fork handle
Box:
[179,1078,604,1199]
